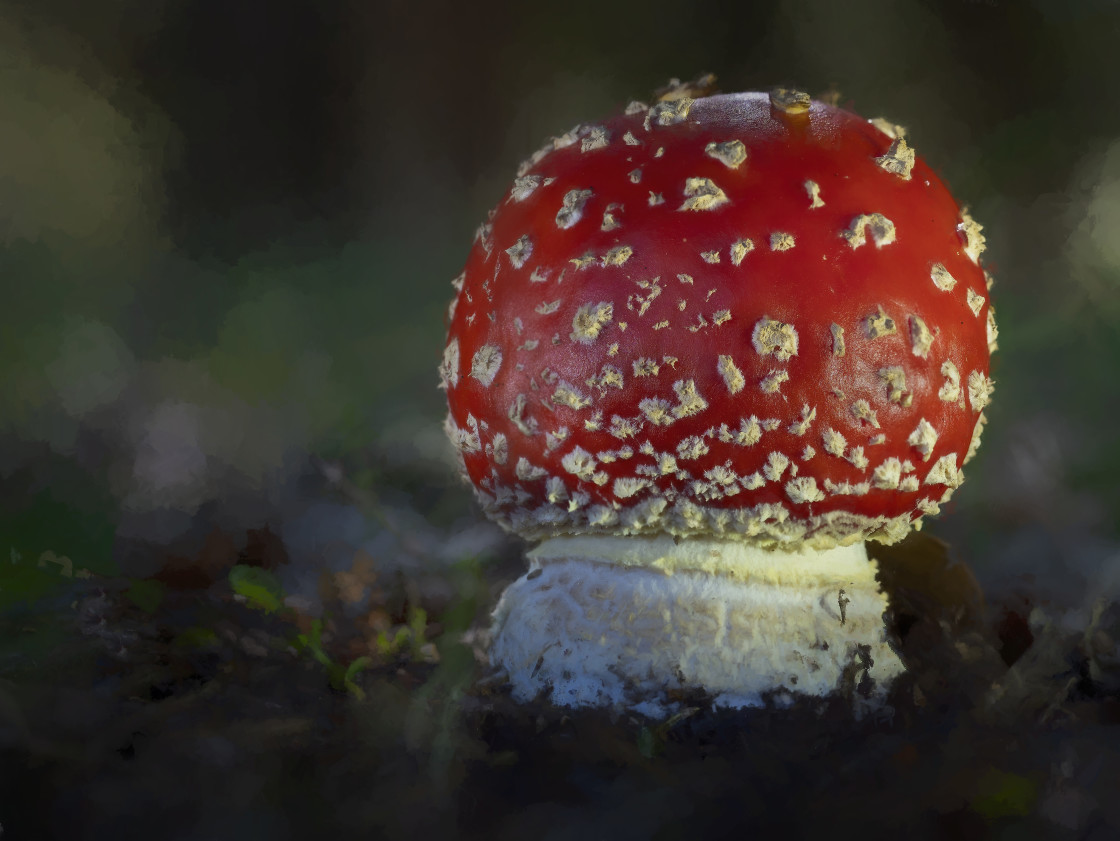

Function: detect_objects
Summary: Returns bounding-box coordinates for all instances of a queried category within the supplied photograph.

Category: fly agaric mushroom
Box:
[440,81,995,712]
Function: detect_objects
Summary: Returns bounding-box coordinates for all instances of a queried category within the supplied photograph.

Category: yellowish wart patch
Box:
[824,479,870,496]
[850,400,880,428]
[938,361,961,402]
[509,175,541,202]
[552,381,591,410]
[822,427,846,457]
[863,307,897,339]
[672,380,708,418]
[719,416,763,447]
[490,433,508,465]
[830,323,846,357]
[804,180,825,208]
[875,137,915,180]
[842,214,896,249]
[516,457,546,481]
[570,302,614,344]
[966,288,985,317]
[760,370,790,394]
[958,209,986,264]
[930,263,957,292]
[878,366,909,404]
[610,415,640,439]
[965,413,987,464]
[648,98,694,126]
[924,453,963,488]
[788,404,816,436]
[470,344,503,386]
[907,419,938,461]
[586,364,624,394]
[677,436,710,460]
[562,446,597,480]
[717,355,745,394]
[769,88,811,114]
[846,446,870,470]
[581,126,610,152]
[705,140,748,169]
[505,235,533,269]
[639,397,675,427]
[601,203,623,232]
[613,477,651,499]
[508,394,538,436]
[786,476,825,503]
[764,451,790,482]
[752,317,799,361]
[628,277,662,316]
[439,339,460,389]
[679,178,729,211]
[869,118,906,139]
[602,245,634,267]
[556,189,593,229]
[770,232,796,251]
[967,370,994,411]
[871,458,903,490]
[730,239,755,265]
[909,315,933,358]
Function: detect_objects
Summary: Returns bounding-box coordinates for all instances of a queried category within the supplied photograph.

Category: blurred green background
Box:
[2,0,1119,601]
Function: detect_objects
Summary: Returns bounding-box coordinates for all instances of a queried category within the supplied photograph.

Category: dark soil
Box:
[1,528,1118,841]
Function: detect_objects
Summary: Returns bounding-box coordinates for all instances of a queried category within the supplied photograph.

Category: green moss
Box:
[970,768,1038,820]
[228,565,285,614]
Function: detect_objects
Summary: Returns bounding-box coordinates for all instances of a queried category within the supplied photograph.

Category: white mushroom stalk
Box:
[490,535,904,713]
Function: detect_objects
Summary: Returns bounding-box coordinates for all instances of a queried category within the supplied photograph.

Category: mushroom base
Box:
[489,535,905,715]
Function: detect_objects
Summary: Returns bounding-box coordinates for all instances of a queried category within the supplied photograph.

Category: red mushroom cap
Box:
[441,88,995,548]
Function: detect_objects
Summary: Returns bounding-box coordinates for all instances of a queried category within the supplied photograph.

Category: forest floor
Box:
[1,485,1118,841]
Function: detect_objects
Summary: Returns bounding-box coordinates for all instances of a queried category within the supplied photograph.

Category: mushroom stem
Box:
[489,535,904,714]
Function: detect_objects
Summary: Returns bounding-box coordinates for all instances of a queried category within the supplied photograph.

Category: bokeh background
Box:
[4,0,1120,602]
[3,0,1120,836]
